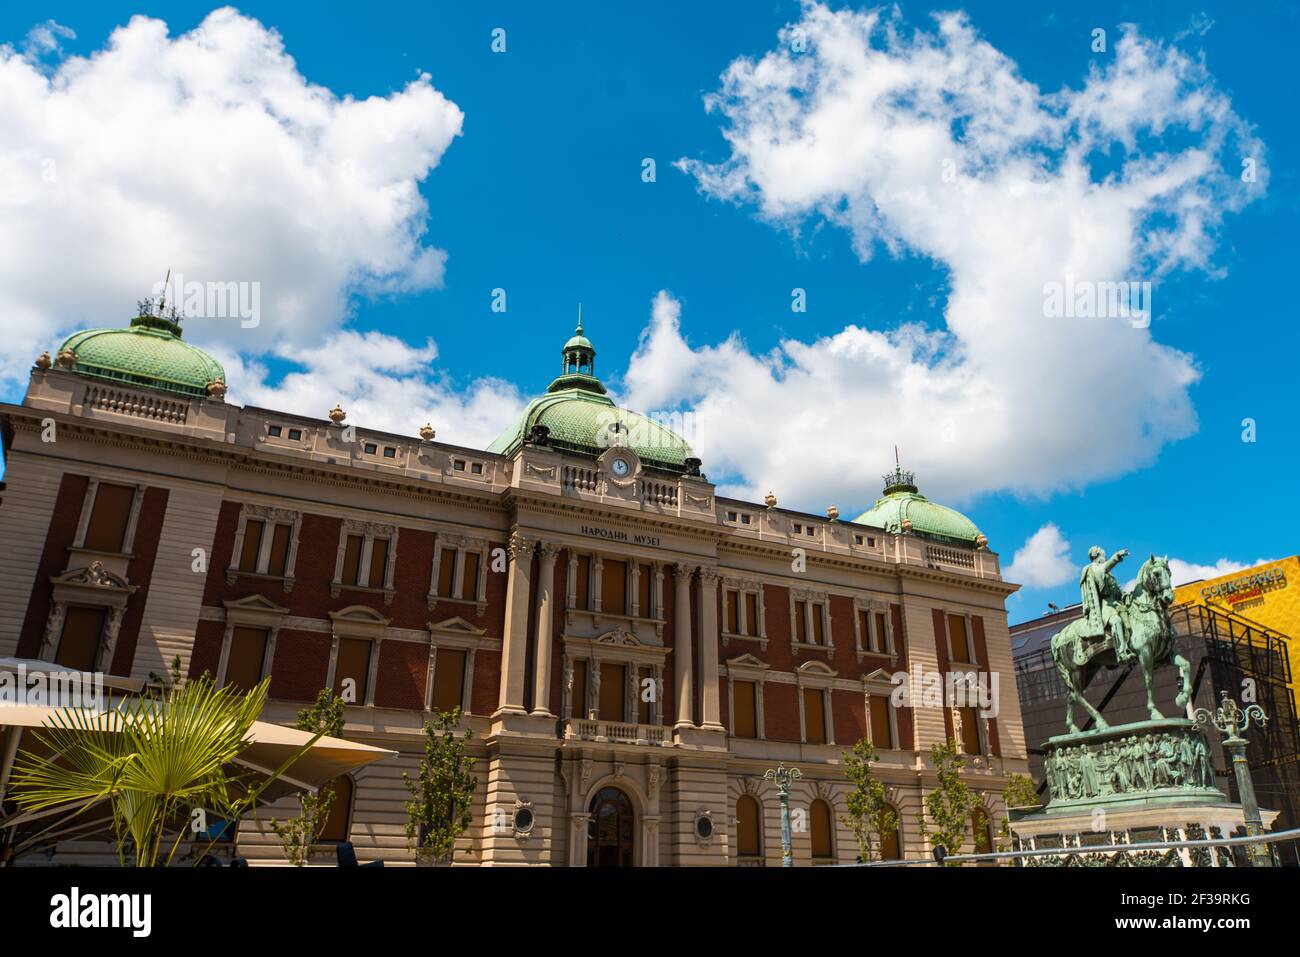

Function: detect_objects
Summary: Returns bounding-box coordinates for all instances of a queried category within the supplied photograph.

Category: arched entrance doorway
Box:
[587,787,634,867]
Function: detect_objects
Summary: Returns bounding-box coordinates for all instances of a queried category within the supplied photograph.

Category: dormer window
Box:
[288,428,302,441]
[268,425,282,437]
[364,442,378,455]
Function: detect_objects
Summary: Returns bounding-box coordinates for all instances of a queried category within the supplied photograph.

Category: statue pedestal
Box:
[1009,719,1279,866]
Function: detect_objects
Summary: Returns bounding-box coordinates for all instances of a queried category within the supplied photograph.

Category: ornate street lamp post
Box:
[1194,691,1272,867]
[764,763,802,867]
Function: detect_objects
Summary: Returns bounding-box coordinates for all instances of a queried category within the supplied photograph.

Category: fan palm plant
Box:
[9,674,323,867]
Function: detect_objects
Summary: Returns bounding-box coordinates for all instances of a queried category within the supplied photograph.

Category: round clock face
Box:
[610,457,631,477]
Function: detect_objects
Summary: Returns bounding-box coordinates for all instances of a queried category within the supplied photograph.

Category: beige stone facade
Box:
[0,362,1027,866]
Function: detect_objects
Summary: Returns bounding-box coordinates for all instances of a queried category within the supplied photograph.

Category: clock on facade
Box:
[609,456,631,478]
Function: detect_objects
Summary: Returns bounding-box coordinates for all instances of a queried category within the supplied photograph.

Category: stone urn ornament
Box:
[206,378,227,399]
[56,348,76,369]
[35,351,52,370]
[764,491,777,510]
[419,422,436,442]
[329,403,346,425]
[826,505,839,521]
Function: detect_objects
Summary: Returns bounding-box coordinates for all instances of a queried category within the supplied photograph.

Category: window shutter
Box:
[84,483,134,553]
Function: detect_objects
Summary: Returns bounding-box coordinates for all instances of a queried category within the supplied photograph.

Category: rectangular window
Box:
[268,425,282,437]
[637,666,652,724]
[287,428,302,441]
[453,459,465,471]
[794,601,808,643]
[726,511,738,522]
[575,555,591,611]
[341,534,364,586]
[741,514,751,525]
[470,462,483,475]
[725,590,739,634]
[874,611,889,653]
[959,705,981,755]
[744,592,759,636]
[238,519,265,573]
[803,688,826,745]
[437,547,457,597]
[638,563,652,616]
[733,680,758,739]
[364,442,377,455]
[460,550,480,601]
[431,647,467,714]
[858,610,871,651]
[267,523,292,577]
[367,538,390,589]
[598,663,626,722]
[84,482,135,553]
[948,613,971,662]
[602,559,627,615]
[571,660,588,719]
[225,626,268,693]
[56,606,105,671]
[382,446,396,458]
[869,695,893,749]
[333,638,371,703]
[811,606,825,646]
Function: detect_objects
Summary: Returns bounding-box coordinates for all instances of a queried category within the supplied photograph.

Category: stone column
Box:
[697,567,724,731]
[532,542,561,717]
[496,530,535,717]
[673,562,695,729]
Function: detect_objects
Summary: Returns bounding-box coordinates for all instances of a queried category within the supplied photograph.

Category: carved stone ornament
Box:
[35,351,52,370]
[419,422,436,441]
[56,348,76,369]
[206,378,227,399]
[328,403,346,424]
[507,531,535,562]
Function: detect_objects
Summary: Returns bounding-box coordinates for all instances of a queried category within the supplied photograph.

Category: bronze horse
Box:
[1050,555,1191,733]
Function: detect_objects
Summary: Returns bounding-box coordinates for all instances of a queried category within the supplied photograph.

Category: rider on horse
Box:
[1075,546,1131,665]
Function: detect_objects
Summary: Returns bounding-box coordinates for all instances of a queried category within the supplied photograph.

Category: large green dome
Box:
[852,465,985,547]
[487,317,695,473]
[56,314,226,399]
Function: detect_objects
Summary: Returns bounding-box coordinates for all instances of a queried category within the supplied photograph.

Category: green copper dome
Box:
[56,313,225,399]
[851,465,985,547]
[487,317,695,473]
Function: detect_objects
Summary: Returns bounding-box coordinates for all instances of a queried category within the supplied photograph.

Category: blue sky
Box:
[1,1,1296,621]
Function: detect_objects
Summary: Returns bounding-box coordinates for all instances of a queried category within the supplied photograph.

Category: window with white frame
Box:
[226,504,303,589]
[862,668,897,750]
[853,599,893,657]
[796,661,837,745]
[427,534,489,614]
[74,477,145,555]
[567,552,663,621]
[217,594,288,693]
[725,654,769,740]
[561,632,667,726]
[790,589,832,651]
[424,616,492,715]
[330,520,399,603]
[942,610,976,665]
[721,578,766,646]
[326,605,390,707]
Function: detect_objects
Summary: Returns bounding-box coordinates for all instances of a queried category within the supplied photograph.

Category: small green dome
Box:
[487,314,695,473]
[851,465,985,547]
[57,314,225,399]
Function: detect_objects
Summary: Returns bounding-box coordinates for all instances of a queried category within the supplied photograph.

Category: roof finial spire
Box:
[158,268,171,315]
[576,302,583,336]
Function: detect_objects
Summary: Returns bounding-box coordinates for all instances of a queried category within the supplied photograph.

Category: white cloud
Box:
[0,7,463,393]
[213,331,528,451]
[1006,523,1075,588]
[1165,557,1275,588]
[661,4,1264,511]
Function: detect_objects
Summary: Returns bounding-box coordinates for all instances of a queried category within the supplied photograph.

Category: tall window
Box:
[947,613,971,662]
[239,519,264,573]
[341,535,364,587]
[225,626,268,693]
[726,591,740,634]
[437,548,457,597]
[83,482,134,552]
[959,705,981,755]
[333,638,372,704]
[367,538,390,591]
[879,806,902,860]
[431,647,467,714]
[873,611,889,653]
[744,593,759,636]
[56,607,105,671]
[460,550,480,600]
[637,666,652,724]
[794,601,808,643]
[803,688,826,744]
[971,806,993,854]
[811,608,825,646]
[810,799,834,860]
[736,795,762,858]
[318,776,353,843]
[598,663,626,722]
[571,659,589,719]
[733,680,758,739]
[869,695,893,749]
[267,523,292,576]
[602,560,627,615]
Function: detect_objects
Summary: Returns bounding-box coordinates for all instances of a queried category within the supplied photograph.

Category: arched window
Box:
[317,775,354,843]
[810,798,834,861]
[878,805,902,860]
[736,794,762,860]
[587,787,635,867]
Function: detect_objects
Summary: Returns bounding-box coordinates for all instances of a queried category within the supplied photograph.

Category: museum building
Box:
[0,308,1027,865]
